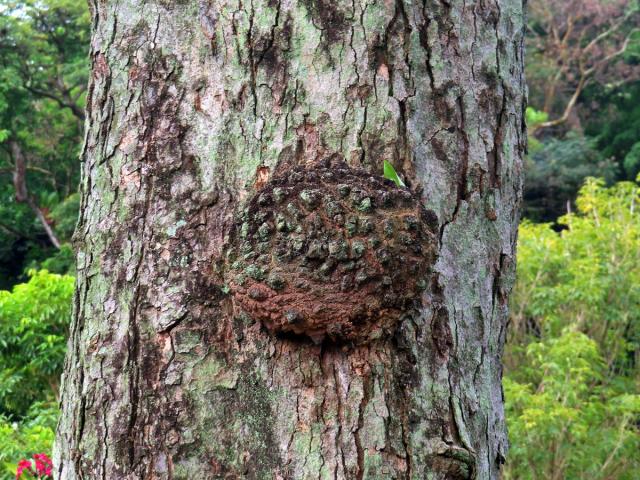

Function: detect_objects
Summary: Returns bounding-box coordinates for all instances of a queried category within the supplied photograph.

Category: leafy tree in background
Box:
[510,178,640,373]
[0,270,73,417]
[522,0,640,220]
[504,331,640,480]
[586,82,640,180]
[0,270,73,479]
[0,2,84,473]
[0,401,57,479]
[0,0,89,287]
[505,178,640,478]
[526,0,640,132]
[523,127,618,221]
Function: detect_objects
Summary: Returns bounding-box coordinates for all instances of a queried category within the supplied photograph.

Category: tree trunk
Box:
[55,0,525,478]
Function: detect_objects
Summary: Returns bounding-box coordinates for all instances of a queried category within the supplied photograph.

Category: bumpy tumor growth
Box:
[226,163,438,344]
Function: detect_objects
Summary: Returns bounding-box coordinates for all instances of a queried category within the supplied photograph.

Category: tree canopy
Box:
[0,0,88,287]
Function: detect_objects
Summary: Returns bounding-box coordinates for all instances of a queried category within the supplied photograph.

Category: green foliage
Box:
[504,331,640,480]
[0,0,89,286]
[525,107,549,153]
[623,141,640,179]
[38,244,75,275]
[49,193,79,242]
[505,178,640,478]
[523,134,618,221]
[0,401,57,480]
[382,160,406,187]
[525,106,549,128]
[0,270,72,476]
[586,82,640,180]
[514,178,640,365]
[0,270,74,418]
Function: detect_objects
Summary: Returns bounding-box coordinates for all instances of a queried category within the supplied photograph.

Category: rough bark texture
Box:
[55,0,526,478]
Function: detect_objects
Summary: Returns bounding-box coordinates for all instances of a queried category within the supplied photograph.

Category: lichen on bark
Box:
[55,0,526,478]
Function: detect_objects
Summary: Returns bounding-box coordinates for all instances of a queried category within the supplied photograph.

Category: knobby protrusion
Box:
[225,162,439,344]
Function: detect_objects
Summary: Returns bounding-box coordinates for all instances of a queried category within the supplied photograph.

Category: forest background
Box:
[0,0,639,478]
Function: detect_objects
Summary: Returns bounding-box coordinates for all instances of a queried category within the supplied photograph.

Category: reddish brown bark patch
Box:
[225,164,438,344]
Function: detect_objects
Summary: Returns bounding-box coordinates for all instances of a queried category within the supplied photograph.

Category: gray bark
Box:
[55,0,526,478]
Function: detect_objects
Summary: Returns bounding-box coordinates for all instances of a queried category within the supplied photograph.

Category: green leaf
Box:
[525,106,549,127]
[383,160,406,187]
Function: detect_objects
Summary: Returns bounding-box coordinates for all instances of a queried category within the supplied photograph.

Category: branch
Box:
[71,85,87,102]
[534,27,638,132]
[24,85,86,121]
[533,75,587,131]
[0,220,23,238]
[584,30,637,76]
[9,140,61,249]
[0,165,55,176]
[582,9,634,55]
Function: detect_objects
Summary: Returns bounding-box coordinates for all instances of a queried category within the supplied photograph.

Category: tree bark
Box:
[55,0,526,479]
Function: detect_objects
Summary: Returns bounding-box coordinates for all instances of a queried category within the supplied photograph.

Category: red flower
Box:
[16,459,33,479]
[15,454,53,479]
[32,454,53,476]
